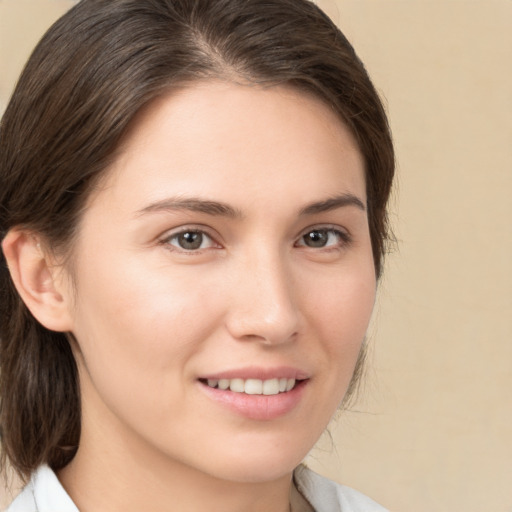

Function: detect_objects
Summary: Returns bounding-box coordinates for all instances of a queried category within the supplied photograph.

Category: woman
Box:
[0,0,394,510]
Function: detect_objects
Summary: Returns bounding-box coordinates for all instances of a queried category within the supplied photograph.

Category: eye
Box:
[296,228,349,249]
[164,229,217,251]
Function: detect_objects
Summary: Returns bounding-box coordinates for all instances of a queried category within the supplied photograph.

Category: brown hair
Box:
[0,0,394,480]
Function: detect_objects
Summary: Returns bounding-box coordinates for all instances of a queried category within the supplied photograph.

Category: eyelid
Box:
[298,223,351,238]
[295,224,352,248]
[157,223,351,253]
[159,225,223,252]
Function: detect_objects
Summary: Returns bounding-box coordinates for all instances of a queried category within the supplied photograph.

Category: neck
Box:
[58,402,293,512]
[59,455,293,512]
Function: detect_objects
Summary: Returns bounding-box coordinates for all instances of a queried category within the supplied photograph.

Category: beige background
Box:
[1,0,511,511]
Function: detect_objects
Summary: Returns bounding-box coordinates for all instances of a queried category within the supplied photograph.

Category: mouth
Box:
[197,367,309,420]
[199,377,299,395]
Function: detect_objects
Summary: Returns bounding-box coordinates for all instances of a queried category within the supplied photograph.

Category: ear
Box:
[2,229,74,332]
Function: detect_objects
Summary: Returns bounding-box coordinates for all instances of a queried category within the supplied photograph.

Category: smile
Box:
[198,376,308,420]
[203,377,296,395]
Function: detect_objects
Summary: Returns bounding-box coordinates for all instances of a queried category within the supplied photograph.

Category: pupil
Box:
[305,230,327,247]
[179,231,202,250]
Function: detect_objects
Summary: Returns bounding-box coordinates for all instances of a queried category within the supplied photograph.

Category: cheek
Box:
[326,278,375,344]
[69,253,222,412]
[74,248,215,342]
[305,264,376,381]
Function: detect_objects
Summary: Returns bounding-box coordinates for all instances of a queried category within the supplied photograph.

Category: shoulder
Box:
[6,465,79,512]
[294,465,389,512]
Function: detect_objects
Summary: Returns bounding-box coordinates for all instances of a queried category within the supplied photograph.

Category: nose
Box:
[225,251,300,345]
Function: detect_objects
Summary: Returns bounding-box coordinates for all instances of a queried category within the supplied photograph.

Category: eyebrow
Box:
[299,193,366,215]
[136,197,243,218]
[136,192,365,219]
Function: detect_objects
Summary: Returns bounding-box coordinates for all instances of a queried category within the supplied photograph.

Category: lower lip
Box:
[198,380,308,421]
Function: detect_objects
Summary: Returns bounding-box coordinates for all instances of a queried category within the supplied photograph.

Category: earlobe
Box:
[2,229,74,332]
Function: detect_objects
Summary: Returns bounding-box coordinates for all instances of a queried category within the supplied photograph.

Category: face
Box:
[64,82,376,483]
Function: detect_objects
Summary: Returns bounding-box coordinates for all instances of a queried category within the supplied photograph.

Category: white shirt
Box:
[7,464,388,512]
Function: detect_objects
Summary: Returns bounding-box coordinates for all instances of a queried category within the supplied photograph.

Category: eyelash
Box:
[160,227,219,253]
[159,225,352,254]
[295,226,352,250]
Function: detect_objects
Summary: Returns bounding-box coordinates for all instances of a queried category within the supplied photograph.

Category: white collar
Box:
[7,465,78,512]
[294,465,388,512]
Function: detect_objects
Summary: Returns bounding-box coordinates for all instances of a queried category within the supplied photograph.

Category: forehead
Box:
[90,81,366,213]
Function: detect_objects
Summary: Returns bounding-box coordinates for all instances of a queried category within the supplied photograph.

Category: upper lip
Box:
[199,366,310,381]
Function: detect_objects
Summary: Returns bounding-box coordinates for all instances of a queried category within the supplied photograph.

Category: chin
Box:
[199,435,314,484]
[213,459,299,484]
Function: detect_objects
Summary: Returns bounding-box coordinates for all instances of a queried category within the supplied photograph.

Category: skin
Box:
[5,81,376,512]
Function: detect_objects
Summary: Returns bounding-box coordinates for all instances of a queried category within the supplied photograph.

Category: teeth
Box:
[218,379,230,390]
[244,379,263,395]
[229,378,245,393]
[205,377,297,395]
[262,378,279,395]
